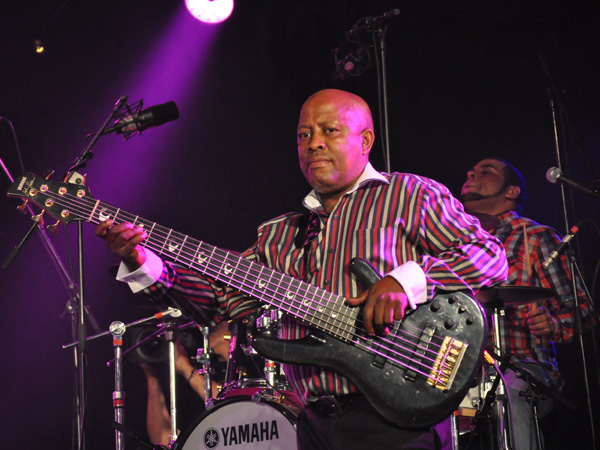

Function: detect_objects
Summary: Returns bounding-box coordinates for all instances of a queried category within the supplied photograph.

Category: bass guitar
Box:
[7,173,487,428]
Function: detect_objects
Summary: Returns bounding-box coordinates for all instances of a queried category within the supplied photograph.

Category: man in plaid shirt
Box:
[461,158,590,450]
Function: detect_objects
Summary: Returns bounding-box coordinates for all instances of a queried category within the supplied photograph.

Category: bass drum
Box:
[172,390,301,450]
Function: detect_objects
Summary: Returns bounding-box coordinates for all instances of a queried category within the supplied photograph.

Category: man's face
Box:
[297,92,370,196]
[461,158,508,204]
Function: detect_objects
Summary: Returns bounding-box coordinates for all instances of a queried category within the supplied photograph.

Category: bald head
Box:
[301,89,374,132]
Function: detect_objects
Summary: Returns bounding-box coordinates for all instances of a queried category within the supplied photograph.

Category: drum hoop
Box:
[171,394,299,449]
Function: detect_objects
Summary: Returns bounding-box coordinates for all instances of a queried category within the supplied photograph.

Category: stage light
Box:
[185,0,234,24]
[33,39,45,54]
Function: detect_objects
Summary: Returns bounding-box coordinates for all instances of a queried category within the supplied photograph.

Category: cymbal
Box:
[469,212,500,232]
[476,286,557,307]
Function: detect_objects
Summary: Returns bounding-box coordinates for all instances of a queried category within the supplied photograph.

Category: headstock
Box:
[7,173,93,225]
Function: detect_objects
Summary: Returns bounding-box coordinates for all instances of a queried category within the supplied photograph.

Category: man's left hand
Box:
[527,304,555,337]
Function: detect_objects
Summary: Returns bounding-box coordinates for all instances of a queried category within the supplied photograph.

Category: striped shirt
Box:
[140,166,508,401]
[490,211,589,380]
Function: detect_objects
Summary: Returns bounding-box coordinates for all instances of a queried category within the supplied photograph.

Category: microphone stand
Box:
[338,8,400,173]
[539,55,598,450]
[70,95,129,450]
[1,148,102,450]
[63,308,182,450]
[371,20,392,173]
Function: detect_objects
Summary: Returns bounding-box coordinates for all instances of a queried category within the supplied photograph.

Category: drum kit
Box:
[66,279,560,450]
[173,308,303,450]
[451,285,560,450]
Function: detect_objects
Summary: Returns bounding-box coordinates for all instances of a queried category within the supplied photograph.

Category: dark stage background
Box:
[1,1,599,449]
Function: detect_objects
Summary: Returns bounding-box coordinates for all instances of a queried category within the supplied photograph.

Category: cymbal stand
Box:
[256,307,287,395]
[466,348,512,450]
[195,325,214,406]
[519,379,545,450]
[110,321,126,450]
[163,320,179,445]
[490,306,515,450]
[63,308,181,450]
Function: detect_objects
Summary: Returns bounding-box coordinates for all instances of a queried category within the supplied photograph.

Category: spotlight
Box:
[33,39,45,54]
[185,0,234,24]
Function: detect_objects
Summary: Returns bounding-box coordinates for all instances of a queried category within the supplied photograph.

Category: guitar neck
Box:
[89,199,357,342]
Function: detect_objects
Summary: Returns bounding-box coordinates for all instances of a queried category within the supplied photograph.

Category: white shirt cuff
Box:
[116,249,164,293]
[387,261,427,309]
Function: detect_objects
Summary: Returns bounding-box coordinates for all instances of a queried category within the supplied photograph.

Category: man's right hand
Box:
[95,219,147,271]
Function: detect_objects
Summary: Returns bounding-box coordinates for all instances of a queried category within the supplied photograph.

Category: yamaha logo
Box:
[204,427,220,449]
[202,420,280,448]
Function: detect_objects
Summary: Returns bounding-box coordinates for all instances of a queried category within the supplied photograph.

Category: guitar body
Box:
[253,289,487,428]
[7,173,488,429]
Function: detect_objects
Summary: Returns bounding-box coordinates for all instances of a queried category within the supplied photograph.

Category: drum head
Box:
[173,396,298,450]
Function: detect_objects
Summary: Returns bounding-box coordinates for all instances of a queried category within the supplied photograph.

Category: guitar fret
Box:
[161,229,173,254]
[237,258,252,294]
[287,278,306,322]
[331,296,347,339]
[261,268,275,304]
[338,300,354,341]
[229,253,246,291]
[193,241,207,272]
[251,266,265,299]
[144,222,157,247]
[217,250,234,285]
[175,235,188,262]
[88,199,100,222]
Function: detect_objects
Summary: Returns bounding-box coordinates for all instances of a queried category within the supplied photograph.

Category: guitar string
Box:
[36,188,462,379]
[32,189,458,380]
[34,189,457,381]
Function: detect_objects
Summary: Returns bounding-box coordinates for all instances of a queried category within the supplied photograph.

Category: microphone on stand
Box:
[546,167,600,199]
[345,8,401,39]
[103,101,179,137]
[542,225,580,269]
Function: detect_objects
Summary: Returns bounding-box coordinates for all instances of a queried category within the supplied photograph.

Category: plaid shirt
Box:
[143,168,507,400]
[490,211,589,380]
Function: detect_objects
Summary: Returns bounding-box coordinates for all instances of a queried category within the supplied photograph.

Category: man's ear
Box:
[505,185,521,200]
[361,129,375,155]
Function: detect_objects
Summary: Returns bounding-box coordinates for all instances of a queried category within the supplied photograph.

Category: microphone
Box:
[542,225,579,269]
[546,167,600,199]
[345,8,401,39]
[104,101,179,136]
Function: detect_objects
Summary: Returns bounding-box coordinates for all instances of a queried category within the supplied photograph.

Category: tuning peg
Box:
[43,170,55,179]
[32,211,45,226]
[47,220,61,234]
[16,200,29,214]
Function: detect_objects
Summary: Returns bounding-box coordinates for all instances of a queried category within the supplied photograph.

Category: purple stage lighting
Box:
[185,0,234,24]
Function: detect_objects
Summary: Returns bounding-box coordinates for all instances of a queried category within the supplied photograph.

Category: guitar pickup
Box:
[404,323,436,382]
[427,336,468,391]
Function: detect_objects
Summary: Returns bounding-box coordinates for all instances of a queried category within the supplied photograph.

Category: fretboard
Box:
[86,199,359,342]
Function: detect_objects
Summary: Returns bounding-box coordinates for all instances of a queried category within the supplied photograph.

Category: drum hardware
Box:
[460,351,513,450]
[171,394,300,450]
[475,286,556,309]
[110,321,127,450]
[162,318,182,444]
[193,325,216,407]
[62,307,182,450]
[465,286,559,450]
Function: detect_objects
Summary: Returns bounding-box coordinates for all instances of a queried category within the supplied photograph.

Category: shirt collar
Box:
[302,162,389,211]
[496,210,519,224]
